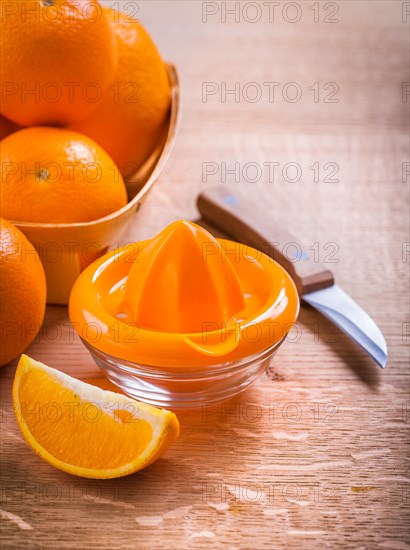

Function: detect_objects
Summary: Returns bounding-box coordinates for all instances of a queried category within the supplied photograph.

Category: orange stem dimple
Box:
[36,168,49,182]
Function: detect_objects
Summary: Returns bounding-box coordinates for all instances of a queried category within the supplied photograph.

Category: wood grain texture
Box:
[1,1,409,548]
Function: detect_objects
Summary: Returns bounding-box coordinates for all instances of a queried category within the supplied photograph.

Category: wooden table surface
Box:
[1,1,409,548]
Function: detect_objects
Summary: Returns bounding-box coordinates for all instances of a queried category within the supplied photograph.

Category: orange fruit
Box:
[0,127,127,223]
[13,355,179,479]
[0,0,117,126]
[0,114,20,140]
[71,9,170,178]
[0,220,46,366]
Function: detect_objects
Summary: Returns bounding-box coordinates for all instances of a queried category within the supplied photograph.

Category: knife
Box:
[197,186,387,369]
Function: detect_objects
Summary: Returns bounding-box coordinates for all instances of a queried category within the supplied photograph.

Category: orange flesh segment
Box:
[17,370,153,469]
[13,356,179,478]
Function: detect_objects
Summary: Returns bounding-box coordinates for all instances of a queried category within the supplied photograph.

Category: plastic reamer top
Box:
[69,221,300,367]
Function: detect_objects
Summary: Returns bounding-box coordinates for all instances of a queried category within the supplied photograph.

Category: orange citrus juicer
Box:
[69,221,299,369]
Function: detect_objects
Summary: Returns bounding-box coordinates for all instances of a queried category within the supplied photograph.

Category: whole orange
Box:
[0,219,46,366]
[0,0,117,126]
[71,9,170,178]
[0,127,128,223]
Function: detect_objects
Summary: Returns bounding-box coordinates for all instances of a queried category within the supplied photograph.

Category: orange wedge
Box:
[13,355,179,479]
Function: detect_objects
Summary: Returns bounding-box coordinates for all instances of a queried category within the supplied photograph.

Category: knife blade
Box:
[197,186,387,369]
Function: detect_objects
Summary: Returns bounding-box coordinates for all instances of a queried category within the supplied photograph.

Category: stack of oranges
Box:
[0,0,171,365]
[0,0,171,223]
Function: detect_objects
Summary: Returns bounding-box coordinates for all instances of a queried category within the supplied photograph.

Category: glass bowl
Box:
[82,337,285,410]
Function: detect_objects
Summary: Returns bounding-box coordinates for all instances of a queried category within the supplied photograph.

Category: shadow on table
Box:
[291,307,382,390]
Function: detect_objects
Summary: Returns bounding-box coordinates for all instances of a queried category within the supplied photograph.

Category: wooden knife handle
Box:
[197,186,334,296]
